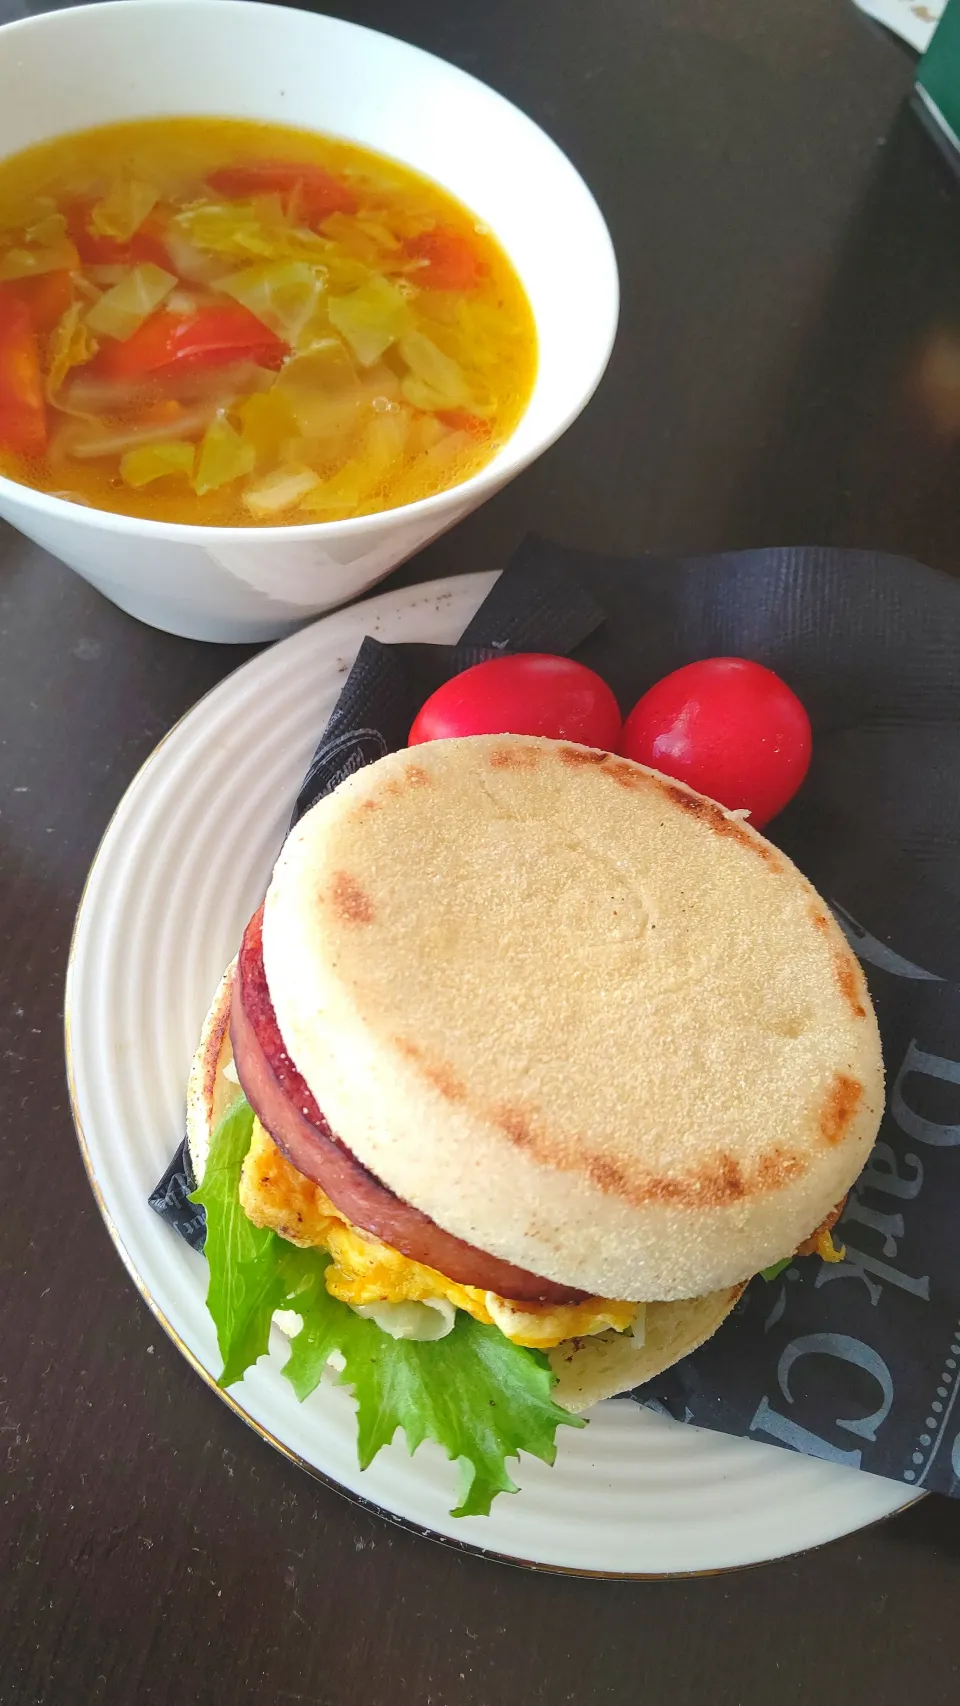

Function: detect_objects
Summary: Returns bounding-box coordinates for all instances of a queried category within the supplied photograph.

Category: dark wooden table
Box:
[4,0,960,1700]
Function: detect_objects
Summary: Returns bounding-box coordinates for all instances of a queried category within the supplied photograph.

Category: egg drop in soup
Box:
[0,118,537,525]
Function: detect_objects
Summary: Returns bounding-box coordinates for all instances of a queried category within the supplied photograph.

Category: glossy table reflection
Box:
[3,1,960,1702]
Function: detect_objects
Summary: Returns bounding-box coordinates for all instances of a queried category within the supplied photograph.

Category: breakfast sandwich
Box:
[188,734,884,1512]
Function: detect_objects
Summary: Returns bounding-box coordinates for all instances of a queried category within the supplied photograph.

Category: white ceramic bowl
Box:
[0,0,618,643]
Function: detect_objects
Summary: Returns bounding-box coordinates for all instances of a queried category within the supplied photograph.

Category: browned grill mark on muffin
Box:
[605,759,646,790]
[660,782,780,866]
[493,1101,808,1207]
[644,1153,748,1207]
[756,1146,805,1188]
[717,1152,747,1199]
[833,948,867,1019]
[424,1062,467,1102]
[586,1154,630,1195]
[202,997,231,1107]
[395,1036,467,1102]
[810,907,865,1016]
[330,871,375,924]
[489,744,541,770]
[493,1104,536,1148]
[555,745,648,788]
[558,745,608,767]
[819,1073,863,1146]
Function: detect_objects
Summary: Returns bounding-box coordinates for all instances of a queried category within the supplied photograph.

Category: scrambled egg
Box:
[238,1118,638,1348]
[813,1227,844,1263]
[797,1203,845,1264]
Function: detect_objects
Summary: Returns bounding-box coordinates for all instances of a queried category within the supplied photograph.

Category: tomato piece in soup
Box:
[93,304,288,381]
[436,409,491,437]
[11,270,73,334]
[65,201,172,270]
[406,227,485,290]
[207,161,357,223]
[0,290,47,457]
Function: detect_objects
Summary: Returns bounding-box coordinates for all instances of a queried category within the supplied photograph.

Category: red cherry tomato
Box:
[409,653,623,750]
[619,657,811,827]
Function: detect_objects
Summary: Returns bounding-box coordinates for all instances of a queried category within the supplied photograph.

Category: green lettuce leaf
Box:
[278,1243,579,1516]
[190,1097,584,1514]
[760,1257,792,1282]
[190,1099,287,1386]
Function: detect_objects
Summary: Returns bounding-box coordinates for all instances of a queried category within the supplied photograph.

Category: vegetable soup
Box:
[0,118,537,525]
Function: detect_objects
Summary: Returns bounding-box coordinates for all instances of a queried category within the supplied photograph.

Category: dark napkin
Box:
[151,538,960,1497]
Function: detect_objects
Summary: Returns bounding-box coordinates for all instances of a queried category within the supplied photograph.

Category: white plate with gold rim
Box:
[64,571,918,1575]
